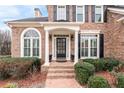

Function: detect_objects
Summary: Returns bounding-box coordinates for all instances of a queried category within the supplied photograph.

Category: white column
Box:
[44,30,49,66]
[74,31,78,64]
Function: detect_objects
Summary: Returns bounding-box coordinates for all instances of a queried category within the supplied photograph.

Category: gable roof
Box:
[6,17,48,23]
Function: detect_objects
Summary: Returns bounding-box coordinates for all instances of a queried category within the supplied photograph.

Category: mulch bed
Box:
[0,66,48,88]
[95,71,116,87]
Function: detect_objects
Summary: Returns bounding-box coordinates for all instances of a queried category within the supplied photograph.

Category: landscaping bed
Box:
[0,57,41,80]
[0,57,48,88]
[0,67,48,88]
[75,58,124,88]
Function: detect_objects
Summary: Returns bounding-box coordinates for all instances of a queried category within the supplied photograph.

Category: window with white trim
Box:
[95,5,103,23]
[76,5,85,22]
[57,5,66,20]
[80,35,99,58]
[23,30,39,57]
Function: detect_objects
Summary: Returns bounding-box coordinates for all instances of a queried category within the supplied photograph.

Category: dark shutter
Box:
[91,5,95,22]
[72,5,76,21]
[78,34,80,59]
[85,5,89,22]
[53,5,57,21]
[99,34,104,58]
[103,5,107,22]
[66,5,70,21]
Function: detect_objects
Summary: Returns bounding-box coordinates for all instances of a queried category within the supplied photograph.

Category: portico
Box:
[43,23,80,65]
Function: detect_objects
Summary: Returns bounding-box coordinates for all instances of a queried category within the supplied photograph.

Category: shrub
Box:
[0,57,41,80]
[115,73,124,88]
[83,58,119,72]
[103,58,119,71]
[83,59,105,72]
[113,61,124,73]
[74,62,95,85]
[88,76,110,88]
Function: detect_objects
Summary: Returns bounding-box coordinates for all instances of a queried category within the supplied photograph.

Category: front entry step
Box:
[56,58,67,62]
[45,62,82,88]
[47,62,75,79]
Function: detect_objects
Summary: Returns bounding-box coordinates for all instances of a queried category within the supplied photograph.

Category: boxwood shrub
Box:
[103,58,119,71]
[0,57,41,80]
[83,58,119,72]
[74,62,95,85]
[115,73,124,88]
[83,59,105,72]
[88,76,110,88]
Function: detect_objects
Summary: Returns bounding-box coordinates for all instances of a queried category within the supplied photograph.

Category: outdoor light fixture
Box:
[71,34,74,41]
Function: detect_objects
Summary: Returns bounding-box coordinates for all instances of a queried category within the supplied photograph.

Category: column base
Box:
[43,62,50,66]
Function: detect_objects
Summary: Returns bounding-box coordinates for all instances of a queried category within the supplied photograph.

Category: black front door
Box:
[56,38,66,58]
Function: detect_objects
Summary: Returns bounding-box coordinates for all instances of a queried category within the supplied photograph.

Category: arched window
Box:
[22,28,40,57]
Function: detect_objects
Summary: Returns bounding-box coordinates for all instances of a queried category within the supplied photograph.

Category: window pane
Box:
[85,48,88,56]
[95,5,102,22]
[33,48,39,56]
[24,30,39,37]
[33,39,39,57]
[77,14,83,21]
[91,48,97,56]
[85,39,88,47]
[24,39,30,57]
[95,6,101,14]
[24,39,27,47]
[91,39,97,48]
[57,5,66,20]
[95,14,101,22]
[76,5,84,22]
[24,48,30,56]
[81,39,88,57]
[91,39,97,57]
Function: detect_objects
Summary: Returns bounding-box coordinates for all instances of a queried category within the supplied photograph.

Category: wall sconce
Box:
[71,34,74,41]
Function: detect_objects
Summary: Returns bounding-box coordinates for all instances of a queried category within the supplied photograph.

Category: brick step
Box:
[47,75,75,79]
[48,70,74,73]
[48,69,74,72]
[49,66,74,69]
[50,62,74,66]
[47,73,75,78]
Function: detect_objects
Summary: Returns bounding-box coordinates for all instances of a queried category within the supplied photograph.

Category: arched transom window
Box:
[23,29,40,57]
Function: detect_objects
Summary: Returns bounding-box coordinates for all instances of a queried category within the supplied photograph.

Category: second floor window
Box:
[57,5,66,20]
[95,5,103,23]
[76,6,85,22]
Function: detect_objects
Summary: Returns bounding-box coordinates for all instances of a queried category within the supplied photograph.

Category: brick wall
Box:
[11,27,45,61]
[103,11,124,61]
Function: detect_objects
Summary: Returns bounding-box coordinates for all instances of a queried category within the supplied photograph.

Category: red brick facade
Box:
[9,5,124,62]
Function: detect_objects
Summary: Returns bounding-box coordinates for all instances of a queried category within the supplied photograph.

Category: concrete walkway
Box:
[45,62,81,88]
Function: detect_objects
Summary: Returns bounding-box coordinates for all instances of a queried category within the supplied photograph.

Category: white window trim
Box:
[20,28,41,58]
[76,5,85,22]
[80,34,100,59]
[57,5,66,20]
[95,5,104,23]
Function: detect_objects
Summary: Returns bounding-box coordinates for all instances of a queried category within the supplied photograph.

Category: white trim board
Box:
[108,8,124,15]
[80,30,101,34]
